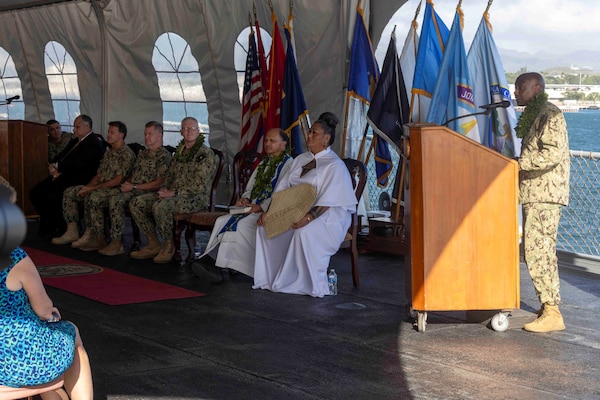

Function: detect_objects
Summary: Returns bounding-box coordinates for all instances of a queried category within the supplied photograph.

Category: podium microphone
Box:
[443,100,511,127]
[5,95,20,104]
[479,100,511,111]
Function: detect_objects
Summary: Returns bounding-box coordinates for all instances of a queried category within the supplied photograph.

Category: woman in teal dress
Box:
[0,246,93,399]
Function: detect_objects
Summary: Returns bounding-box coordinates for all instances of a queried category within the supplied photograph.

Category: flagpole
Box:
[357,120,369,162]
[342,98,350,159]
[407,1,422,122]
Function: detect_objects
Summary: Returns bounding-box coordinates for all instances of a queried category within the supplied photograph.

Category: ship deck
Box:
[22,220,600,400]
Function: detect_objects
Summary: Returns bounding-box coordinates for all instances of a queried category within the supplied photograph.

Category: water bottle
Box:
[328,269,338,295]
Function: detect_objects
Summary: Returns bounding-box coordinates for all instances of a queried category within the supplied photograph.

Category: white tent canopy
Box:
[0,0,405,159]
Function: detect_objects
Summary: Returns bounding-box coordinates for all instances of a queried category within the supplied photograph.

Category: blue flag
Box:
[343,6,380,159]
[347,7,379,103]
[426,10,479,141]
[467,17,520,157]
[281,25,309,157]
[367,30,409,187]
[411,0,449,121]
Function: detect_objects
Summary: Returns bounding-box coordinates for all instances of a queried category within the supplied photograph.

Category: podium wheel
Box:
[417,312,427,332]
[491,312,509,332]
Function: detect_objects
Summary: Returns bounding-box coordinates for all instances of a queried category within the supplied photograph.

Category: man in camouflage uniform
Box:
[129,117,215,264]
[51,121,136,251]
[47,119,73,163]
[98,121,172,256]
[515,72,570,333]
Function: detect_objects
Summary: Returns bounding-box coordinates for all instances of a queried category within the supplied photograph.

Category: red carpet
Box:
[23,247,205,305]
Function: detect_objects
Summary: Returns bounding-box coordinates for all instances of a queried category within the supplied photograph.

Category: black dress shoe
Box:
[191,258,223,283]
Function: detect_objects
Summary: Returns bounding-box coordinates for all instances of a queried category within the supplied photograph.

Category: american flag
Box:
[239,29,264,153]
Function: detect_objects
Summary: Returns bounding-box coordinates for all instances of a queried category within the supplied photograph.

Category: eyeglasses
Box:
[181,127,199,132]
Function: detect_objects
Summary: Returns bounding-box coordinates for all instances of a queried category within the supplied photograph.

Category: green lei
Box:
[250,152,288,201]
[515,92,548,139]
[173,136,205,162]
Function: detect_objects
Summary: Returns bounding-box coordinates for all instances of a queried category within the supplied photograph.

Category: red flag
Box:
[265,9,285,131]
[239,28,264,153]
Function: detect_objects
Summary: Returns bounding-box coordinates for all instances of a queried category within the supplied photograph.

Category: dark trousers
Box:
[30,176,68,235]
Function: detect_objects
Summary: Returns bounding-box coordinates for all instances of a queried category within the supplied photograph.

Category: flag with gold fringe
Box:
[281,8,309,157]
[426,7,479,141]
[467,7,520,156]
[367,28,409,187]
[411,0,449,122]
[342,4,379,160]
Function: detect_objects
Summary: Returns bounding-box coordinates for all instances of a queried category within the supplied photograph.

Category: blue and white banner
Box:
[427,10,479,141]
[467,17,521,156]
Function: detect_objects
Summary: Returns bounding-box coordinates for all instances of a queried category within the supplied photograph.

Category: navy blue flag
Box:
[343,5,380,160]
[367,30,409,187]
[281,24,309,157]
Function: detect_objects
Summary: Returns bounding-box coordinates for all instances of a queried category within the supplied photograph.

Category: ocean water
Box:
[565,110,600,153]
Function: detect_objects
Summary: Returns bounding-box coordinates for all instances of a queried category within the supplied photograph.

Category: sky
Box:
[378,0,600,62]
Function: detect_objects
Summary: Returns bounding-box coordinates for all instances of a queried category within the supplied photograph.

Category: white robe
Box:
[201,156,292,277]
[253,148,357,297]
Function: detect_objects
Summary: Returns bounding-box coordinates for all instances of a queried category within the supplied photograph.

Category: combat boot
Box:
[71,229,92,249]
[153,240,175,264]
[98,240,125,256]
[130,232,161,259]
[78,234,106,252]
[51,222,80,245]
[524,303,565,333]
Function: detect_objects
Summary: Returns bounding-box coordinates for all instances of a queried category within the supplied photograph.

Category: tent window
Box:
[234,27,272,102]
[152,32,208,147]
[44,41,80,132]
[0,47,24,120]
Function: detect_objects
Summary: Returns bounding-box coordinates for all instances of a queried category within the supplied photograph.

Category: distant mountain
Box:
[498,48,600,74]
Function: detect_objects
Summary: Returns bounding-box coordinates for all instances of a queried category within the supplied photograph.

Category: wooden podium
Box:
[403,124,520,329]
[0,120,48,217]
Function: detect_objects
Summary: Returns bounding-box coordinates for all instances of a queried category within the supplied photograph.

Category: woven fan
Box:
[264,183,317,239]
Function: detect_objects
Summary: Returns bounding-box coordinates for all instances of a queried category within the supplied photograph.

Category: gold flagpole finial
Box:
[253,1,257,20]
[456,0,464,31]
[484,0,494,32]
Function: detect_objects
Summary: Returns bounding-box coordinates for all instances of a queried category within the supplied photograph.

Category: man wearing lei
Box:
[514,72,570,333]
[129,117,215,264]
[191,128,293,282]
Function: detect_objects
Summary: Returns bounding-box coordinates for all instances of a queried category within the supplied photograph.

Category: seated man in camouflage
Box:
[98,121,172,256]
[46,119,73,163]
[129,116,215,264]
[52,121,136,250]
